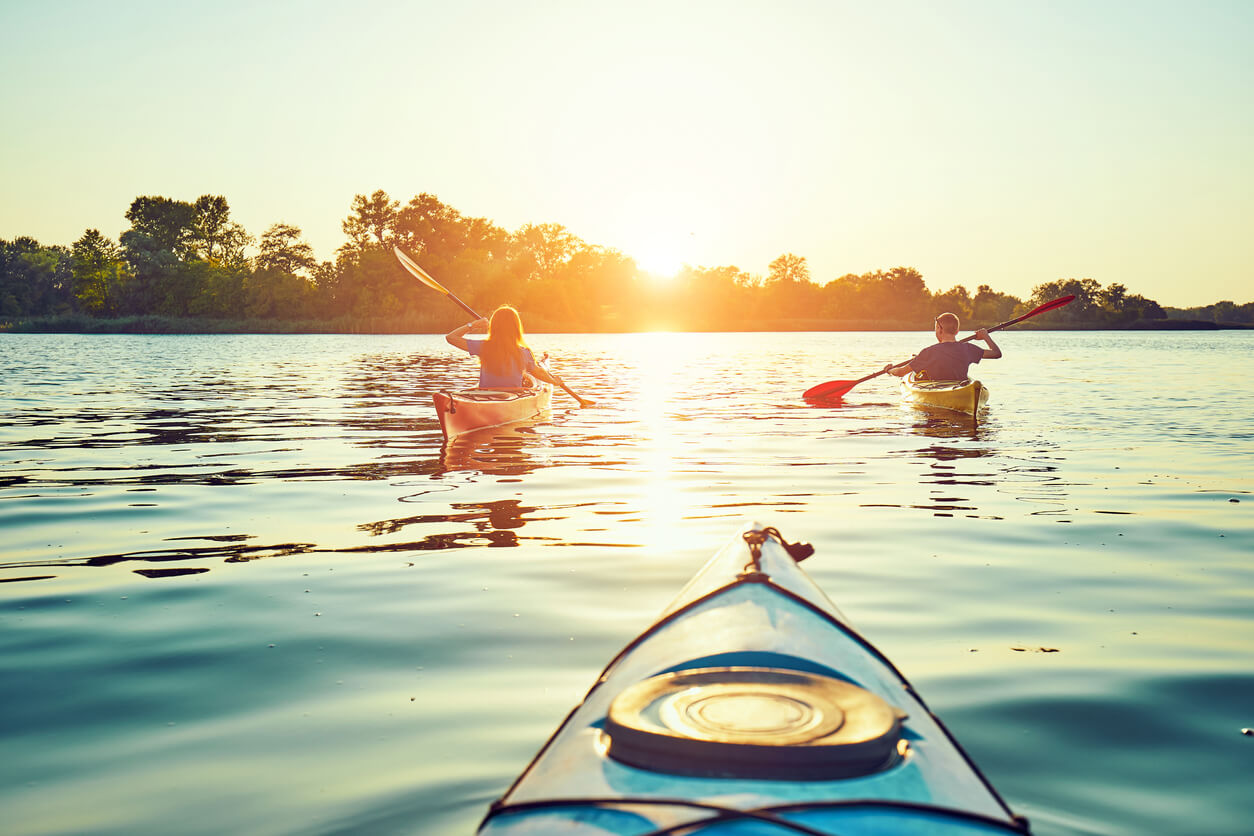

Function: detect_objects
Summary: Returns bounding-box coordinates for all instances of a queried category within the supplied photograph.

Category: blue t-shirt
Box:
[466,339,536,388]
[909,341,985,381]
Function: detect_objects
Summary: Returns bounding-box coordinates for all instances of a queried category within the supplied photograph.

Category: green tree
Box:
[71,229,127,316]
[257,223,317,276]
[1025,278,1103,322]
[340,190,399,255]
[119,196,199,315]
[764,253,819,318]
[0,237,74,317]
[970,284,1021,324]
[189,195,252,268]
[931,285,973,321]
[884,267,930,323]
[820,267,930,324]
[394,193,513,317]
[245,268,315,319]
[512,223,578,282]
[122,196,196,257]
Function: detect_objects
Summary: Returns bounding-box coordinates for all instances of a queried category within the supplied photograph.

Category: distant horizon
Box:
[4,188,1250,315]
[2,1,1251,309]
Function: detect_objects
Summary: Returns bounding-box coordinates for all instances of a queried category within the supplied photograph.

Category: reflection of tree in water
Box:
[0,537,321,583]
[1,499,559,582]
[360,499,546,537]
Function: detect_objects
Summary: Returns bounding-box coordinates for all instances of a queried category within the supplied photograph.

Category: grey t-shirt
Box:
[910,341,985,380]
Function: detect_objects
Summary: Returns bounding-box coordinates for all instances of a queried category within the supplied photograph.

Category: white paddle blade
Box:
[393,245,449,294]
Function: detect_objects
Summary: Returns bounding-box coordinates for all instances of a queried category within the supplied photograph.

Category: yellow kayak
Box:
[900,373,989,419]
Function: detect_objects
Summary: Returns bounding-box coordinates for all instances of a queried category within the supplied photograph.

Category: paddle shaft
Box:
[958,294,1075,343]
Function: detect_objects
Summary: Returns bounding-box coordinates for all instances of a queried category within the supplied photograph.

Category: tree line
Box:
[2,189,1242,334]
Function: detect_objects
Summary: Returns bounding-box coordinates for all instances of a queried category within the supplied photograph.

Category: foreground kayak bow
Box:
[479,524,1030,835]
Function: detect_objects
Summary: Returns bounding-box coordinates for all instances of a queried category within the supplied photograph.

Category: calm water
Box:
[1,330,1251,835]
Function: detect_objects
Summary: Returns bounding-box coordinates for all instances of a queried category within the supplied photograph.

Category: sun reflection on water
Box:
[628,332,715,552]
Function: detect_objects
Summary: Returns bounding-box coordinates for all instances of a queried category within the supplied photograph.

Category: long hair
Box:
[480,305,529,378]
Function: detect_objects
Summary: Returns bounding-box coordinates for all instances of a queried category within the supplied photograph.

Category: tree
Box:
[512,223,578,282]
[257,223,317,276]
[340,190,399,254]
[528,244,637,328]
[767,253,811,285]
[72,229,126,316]
[0,237,74,317]
[189,195,252,268]
[883,267,930,323]
[1025,278,1103,322]
[970,285,1021,324]
[122,196,196,258]
[245,268,315,319]
[820,267,931,324]
[931,285,973,321]
[764,253,819,319]
[670,265,759,329]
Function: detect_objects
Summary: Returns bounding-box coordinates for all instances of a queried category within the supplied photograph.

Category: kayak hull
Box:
[900,373,988,417]
[478,524,1028,834]
[434,384,552,440]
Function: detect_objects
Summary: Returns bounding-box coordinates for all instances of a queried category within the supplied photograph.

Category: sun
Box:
[635,247,685,280]
[624,226,695,280]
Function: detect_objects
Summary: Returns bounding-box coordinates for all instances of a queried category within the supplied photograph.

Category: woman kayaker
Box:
[884,311,1002,380]
[445,305,592,406]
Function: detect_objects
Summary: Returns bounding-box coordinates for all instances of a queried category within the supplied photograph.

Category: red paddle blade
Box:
[1029,294,1075,316]
[802,379,856,399]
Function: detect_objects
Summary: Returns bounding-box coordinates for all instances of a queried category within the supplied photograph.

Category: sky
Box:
[1,0,1250,308]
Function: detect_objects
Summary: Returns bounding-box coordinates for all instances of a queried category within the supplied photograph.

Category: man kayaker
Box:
[884,312,1002,380]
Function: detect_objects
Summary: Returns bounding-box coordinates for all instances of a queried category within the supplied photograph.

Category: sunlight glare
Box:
[635,246,685,280]
[631,333,710,553]
[620,222,696,281]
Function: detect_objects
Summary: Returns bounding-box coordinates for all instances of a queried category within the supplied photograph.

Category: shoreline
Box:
[2,316,1251,336]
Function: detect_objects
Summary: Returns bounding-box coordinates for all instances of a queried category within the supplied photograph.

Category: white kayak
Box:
[434,383,552,440]
[478,523,1030,834]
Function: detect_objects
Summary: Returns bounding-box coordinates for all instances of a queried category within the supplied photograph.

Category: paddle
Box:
[393,245,593,407]
[802,294,1076,400]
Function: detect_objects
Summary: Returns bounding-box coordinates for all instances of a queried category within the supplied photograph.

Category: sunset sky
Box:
[1,0,1250,308]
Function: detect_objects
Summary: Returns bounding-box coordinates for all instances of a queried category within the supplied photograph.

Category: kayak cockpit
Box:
[603,664,907,780]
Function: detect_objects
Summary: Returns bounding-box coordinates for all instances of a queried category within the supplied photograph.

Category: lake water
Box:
[1,330,1251,835]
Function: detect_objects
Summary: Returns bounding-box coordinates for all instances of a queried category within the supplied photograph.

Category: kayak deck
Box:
[900,373,989,420]
[478,525,1029,834]
[434,383,552,440]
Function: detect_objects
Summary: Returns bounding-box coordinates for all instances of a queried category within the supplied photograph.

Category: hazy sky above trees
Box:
[1,0,1250,307]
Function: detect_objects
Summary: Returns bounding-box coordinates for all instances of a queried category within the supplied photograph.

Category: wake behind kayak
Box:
[478,524,1030,834]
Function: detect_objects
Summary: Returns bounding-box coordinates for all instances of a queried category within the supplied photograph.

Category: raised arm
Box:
[445,318,488,351]
[975,329,1002,359]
